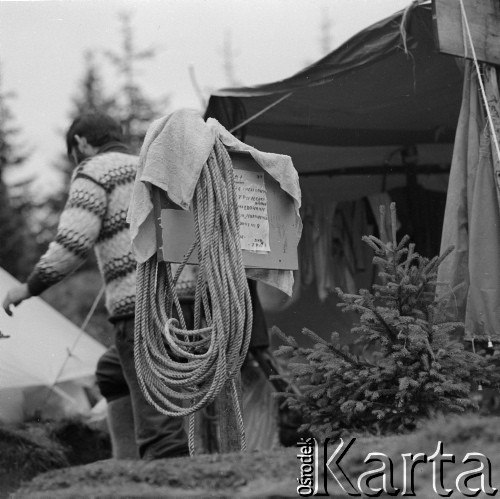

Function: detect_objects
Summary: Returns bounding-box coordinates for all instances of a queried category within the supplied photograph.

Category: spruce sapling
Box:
[274,203,499,439]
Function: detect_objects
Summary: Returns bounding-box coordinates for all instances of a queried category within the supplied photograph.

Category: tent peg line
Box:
[229,92,294,134]
[39,284,106,412]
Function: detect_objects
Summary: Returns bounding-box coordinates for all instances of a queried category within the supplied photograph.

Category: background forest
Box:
[0,13,185,345]
[0,4,375,346]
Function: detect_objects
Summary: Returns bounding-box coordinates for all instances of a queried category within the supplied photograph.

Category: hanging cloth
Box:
[437,62,500,341]
[298,194,316,287]
[311,200,337,301]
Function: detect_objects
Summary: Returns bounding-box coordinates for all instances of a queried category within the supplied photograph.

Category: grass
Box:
[0,417,111,499]
[9,412,500,498]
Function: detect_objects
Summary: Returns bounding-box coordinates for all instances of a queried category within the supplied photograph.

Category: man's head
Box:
[66,112,123,165]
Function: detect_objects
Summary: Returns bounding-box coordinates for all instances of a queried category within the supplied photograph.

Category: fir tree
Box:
[274,203,500,439]
[35,50,118,256]
[55,50,118,190]
[0,62,32,278]
[71,50,117,118]
[103,11,167,153]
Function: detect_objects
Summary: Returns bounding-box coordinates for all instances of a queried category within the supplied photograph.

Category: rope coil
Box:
[134,138,253,454]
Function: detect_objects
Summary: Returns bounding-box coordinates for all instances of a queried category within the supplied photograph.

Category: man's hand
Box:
[2,284,31,316]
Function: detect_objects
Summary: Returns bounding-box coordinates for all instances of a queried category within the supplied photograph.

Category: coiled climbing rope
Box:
[134,138,253,454]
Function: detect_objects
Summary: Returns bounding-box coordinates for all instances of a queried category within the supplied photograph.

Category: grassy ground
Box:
[7,413,500,498]
[0,418,110,499]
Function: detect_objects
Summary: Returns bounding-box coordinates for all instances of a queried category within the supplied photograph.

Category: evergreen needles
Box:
[274,203,500,439]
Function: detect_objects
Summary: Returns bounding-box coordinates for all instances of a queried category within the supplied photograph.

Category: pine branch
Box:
[370,307,399,342]
[396,234,411,252]
[362,235,386,255]
[423,245,454,274]
[274,204,498,438]
[325,343,364,368]
[351,380,377,401]
[301,327,328,345]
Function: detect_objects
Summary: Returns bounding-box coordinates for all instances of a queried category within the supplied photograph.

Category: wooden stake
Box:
[215,376,244,453]
[433,0,500,65]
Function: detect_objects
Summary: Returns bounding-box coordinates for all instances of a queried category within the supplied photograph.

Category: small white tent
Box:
[0,267,106,423]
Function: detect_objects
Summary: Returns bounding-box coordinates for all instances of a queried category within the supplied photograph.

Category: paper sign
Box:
[234,169,270,252]
[155,151,300,270]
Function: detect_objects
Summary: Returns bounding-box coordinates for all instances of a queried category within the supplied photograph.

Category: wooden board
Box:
[432,0,500,65]
[154,151,300,270]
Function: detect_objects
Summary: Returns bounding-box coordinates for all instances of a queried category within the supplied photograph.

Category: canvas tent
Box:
[206,2,464,341]
[208,2,461,180]
[0,267,106,423]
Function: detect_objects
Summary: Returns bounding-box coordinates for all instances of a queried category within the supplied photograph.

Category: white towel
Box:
[127,109,302,295]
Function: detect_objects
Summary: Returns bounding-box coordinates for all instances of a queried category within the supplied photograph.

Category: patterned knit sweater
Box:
[27,148,138,322]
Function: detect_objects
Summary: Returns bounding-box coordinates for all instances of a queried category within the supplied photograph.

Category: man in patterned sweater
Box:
[2,112,189,460]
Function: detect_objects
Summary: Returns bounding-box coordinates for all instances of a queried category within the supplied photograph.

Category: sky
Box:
[0,0,411,192]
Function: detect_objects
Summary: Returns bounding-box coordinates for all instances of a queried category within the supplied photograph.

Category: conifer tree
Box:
[0,63,31,278]
[55,50,118,190]
[103,11,166,153]
[34,50,117,255]
[274,204,500,439]
[71,50,117,118]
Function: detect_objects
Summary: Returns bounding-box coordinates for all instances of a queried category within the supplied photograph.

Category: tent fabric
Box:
[438,62,500,342]
[208,3,463,171]
[0,267,106,421]
[205,3,464,343]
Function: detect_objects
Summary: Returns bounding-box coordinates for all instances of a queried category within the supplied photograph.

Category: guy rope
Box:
[134,138,253,455]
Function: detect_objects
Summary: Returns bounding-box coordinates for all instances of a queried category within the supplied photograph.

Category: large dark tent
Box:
[206,2,465,342]
[207,2,462,168]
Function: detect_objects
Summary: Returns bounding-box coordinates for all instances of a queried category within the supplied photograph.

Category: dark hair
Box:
[66,112,123,157]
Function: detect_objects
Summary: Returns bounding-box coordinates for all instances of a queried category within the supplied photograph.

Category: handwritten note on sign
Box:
[234,169,271,252]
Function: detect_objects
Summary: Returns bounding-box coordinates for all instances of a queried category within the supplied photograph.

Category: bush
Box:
[0,425,68,478]
[0,417,111,496]
[274,204,500,439]
[48,417,111,465]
